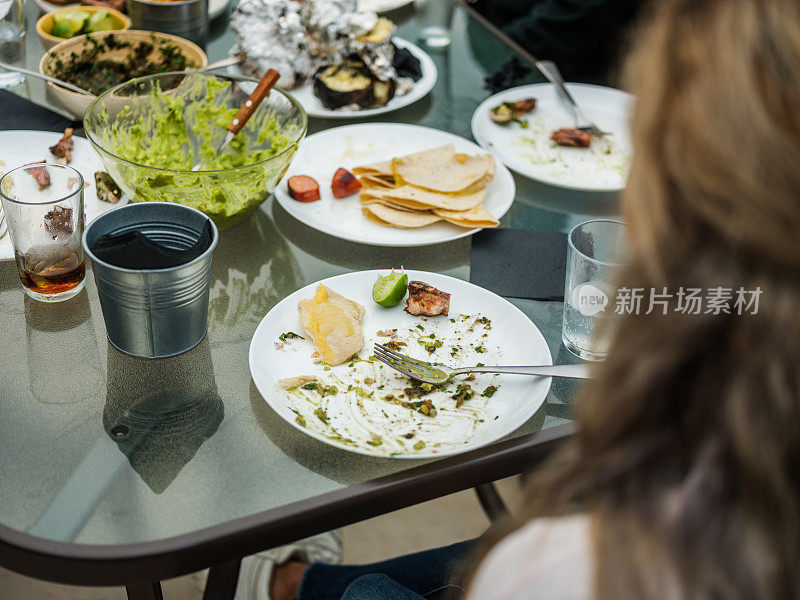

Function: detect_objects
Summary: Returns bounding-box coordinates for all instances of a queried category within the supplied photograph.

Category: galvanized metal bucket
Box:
[83,202,218,359]
[127,0,209,48]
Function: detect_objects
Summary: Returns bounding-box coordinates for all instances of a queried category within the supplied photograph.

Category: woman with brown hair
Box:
[239,0,800,597]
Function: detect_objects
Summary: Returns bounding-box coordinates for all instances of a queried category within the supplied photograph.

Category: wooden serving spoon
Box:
[191,68,281,171]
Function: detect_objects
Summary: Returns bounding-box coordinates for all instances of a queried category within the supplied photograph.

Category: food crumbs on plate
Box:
[279,331,305,342]
[280,308,508,456]
[481,385,498,398]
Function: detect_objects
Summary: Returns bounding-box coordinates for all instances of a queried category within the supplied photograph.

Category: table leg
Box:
[202,559,242,600]
[474,483,508,522]
[125,582,164,600]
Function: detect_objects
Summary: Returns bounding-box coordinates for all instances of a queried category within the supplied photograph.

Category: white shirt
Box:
[467,515,593,600]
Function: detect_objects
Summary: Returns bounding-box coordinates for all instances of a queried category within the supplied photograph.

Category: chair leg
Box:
[202,559,242,600]
[474,483,508,522]
[126,582,164,600]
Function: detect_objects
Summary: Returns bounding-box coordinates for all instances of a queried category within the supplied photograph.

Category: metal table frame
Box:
[0,424,572,598]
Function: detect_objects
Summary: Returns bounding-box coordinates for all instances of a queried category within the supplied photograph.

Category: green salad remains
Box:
[88,76,303,226]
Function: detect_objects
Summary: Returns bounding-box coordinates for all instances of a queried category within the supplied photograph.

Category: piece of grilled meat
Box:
[24,165,51,188]
[550,128,592,148]
[49,128,74,163]
[405,281,451,317]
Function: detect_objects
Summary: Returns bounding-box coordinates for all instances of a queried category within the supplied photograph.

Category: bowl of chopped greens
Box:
[39,30,207,118]
[83,71,307,227]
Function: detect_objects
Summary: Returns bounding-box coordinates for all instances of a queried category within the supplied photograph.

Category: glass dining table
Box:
[0,2,617,598]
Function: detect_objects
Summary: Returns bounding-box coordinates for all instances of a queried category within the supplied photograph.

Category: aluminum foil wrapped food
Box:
[302,0,377,58]
[230,0,310,88]
[231,0,401,88]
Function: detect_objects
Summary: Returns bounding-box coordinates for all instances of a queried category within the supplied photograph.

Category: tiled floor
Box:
[0,478,523,599]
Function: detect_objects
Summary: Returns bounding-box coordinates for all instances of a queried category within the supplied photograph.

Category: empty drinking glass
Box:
[562,219,627,361]
[0,0,25,89]
[415,0,455,48]
[0,164,86,302]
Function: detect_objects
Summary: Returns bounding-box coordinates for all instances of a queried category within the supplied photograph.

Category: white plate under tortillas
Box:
[273,123,515,247]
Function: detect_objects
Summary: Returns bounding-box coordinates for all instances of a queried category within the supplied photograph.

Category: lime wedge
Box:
[87,10,116,32]
[372,269,408,307]
[51,21,75,38]
[52,10,89,36]
[87,9,109,26]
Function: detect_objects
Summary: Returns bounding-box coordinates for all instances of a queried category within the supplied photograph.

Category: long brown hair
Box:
[486,1,800,598]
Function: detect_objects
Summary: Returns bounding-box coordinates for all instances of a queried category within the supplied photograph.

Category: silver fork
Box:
[535,60,611,137]
[372,343,589,384]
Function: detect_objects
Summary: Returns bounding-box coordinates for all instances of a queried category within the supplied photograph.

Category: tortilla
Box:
[433,205,499,228]
[298,285,365,367]
[353,160,393,177]
[362,203,442,228]
[391,145,495,193]
[358,174,396,189]
[359,185,486,211]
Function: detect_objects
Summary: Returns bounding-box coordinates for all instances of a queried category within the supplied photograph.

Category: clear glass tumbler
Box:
[415,0,455,48]
[0,0,25,89]
[562,219,627,361]
[0,164,86,302]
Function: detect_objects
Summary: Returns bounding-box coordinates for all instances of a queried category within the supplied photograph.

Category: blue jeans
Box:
[297,540,476,600]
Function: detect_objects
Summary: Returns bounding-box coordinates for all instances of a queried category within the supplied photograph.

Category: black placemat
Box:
[0,91,79,132]
[470,229,567,301]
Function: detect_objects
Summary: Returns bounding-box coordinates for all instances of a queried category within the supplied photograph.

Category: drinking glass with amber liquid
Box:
[0,163,86,302]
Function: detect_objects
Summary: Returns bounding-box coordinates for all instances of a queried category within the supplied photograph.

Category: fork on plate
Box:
[535,60,611,138]
[372,343,590,385]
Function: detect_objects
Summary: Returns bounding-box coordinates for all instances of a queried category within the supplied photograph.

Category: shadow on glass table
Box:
[270,200,468,273]
[23,289,104,405]
[103,338,224,494]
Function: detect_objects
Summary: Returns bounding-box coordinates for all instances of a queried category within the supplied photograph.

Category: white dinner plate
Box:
[471,83,635,192]
[32,0,231,21]
[358,0,414,11]
[229,37,437,119]
[249,270,552,458]
[0,130,126,261]
[273,123,515,247]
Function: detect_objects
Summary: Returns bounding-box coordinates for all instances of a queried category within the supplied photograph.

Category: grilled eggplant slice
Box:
[314,64,373,109]
[372,79,397,106]
[313,60,397,109]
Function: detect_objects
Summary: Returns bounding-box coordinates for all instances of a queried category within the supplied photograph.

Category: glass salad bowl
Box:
[84,71,307,228]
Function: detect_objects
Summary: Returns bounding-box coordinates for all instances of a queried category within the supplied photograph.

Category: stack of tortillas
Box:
[354,145,500,229]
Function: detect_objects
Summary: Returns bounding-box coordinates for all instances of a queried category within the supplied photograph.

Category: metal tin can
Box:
[83,202,219,359]
[127,0,209,49]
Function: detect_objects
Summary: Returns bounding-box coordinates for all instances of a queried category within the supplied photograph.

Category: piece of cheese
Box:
[298,285,365,366]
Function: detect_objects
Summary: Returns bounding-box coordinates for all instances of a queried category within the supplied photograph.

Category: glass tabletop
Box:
[0,1,616,548]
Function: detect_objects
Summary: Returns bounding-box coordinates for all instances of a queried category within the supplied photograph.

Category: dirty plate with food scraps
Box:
[249,270,551,458]
[229,38,436,119]
[273,123,515,246]
[471,83,634,192]
[0,130,126,261]
[33,0,233,20]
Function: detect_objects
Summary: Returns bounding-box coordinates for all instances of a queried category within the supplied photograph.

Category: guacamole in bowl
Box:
[84,71,307,227]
